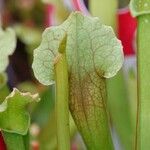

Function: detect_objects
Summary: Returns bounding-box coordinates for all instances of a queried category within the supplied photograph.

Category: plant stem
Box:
[54,53,70,150]
[23,131,30,150]
[2,132,26,150]
[136,14,150,149]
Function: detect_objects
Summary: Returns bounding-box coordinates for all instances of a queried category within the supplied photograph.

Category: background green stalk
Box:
[38,113,77,150]
[136,14,150,149]
[89,0,118,31]
[107,71,134,150]
[54,52,70,150]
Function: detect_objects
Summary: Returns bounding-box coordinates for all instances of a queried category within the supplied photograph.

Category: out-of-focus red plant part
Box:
[32,141,39,150]
[44,4,55,27]
[0,132,6,150]
[30,124,40,150]
[71,0,90,15]
[71,143,78,150]
[118,8,137,56]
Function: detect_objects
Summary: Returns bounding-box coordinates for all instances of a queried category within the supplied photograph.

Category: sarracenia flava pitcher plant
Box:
[32,12,124,150]
[130,0,150,149]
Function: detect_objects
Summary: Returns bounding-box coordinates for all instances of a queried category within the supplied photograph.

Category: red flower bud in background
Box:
[118,7,137,56]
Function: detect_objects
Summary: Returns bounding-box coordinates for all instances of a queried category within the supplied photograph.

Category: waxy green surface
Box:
[32,12,123,149]
[130,0,150,149]
[135,14,150,150]
[0,88,39,135]
[130,0,150,17]
[54,35,70,150]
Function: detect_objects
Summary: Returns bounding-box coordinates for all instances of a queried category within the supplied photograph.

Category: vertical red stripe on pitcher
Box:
[118,7,137,78]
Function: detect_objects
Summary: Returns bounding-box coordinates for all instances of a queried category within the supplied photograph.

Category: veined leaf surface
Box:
[32,12,123,85]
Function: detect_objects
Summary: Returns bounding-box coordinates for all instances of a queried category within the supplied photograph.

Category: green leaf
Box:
[0,88,40,135]
[0,28,16,72]
[32,12,123,85]
[32,12,123,149]
[134,14,150,149]
[130,0,150,17]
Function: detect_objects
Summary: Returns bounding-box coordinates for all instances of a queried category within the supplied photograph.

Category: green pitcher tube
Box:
[89,1,135,150]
